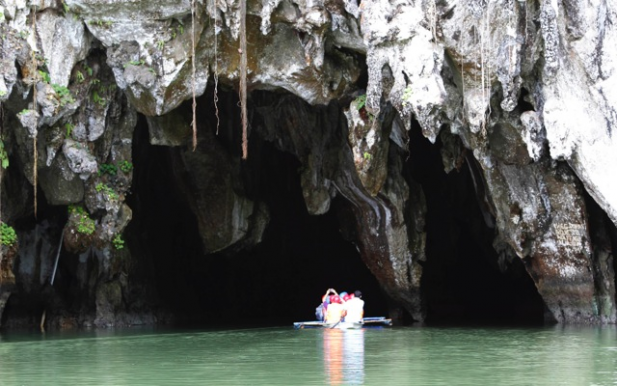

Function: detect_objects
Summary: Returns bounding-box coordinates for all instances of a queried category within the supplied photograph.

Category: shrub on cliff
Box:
[0,222,17,246]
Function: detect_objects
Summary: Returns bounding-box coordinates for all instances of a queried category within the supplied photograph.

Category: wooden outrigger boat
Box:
[293,316,392,329]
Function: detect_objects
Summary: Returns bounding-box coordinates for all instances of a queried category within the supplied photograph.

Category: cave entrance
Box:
[129,89,545,327]
[129,113,387,327]
[406,122,545,325]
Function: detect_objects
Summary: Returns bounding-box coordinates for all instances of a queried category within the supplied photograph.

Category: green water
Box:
[0,325,616,385]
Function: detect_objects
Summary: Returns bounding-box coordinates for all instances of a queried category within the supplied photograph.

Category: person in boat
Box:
[316,288,338,322]
[343,290,364,323]
[324,294,345,324]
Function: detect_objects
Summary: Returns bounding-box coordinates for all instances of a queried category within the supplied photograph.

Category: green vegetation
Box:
[62,2,70,14]
[119,160,133,173]
[93,20,113,27]
[171,21,185,39]
[123,59,145,68]
[112,234,125,250]
[51,84,74,106]
[99,163,117,176]
[68,205,96,235]
[0,90,6,97]
[0,222,17,247]
[18,109,31,116]
[353,94,374,122]
[402,86,413,108]
[65,123,74,138]
[85,64,93,77]
[157,39,165,50]
[76,70,85,83]
[363,152,372,160]
[354,94,367,110]
[0,139,8,169]
[92,90,106,107]
[38,70,51,83]
[95,182,118,200]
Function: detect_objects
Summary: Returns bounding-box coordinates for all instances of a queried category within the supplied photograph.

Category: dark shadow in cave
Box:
[405,121,545,325]
[127,91,387,327]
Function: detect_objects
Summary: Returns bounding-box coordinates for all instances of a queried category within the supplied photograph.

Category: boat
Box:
[293,316,392,329]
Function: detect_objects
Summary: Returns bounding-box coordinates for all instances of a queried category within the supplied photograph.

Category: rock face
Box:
[0,0,616,327]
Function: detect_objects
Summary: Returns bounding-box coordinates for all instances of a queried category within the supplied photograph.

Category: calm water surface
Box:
[0,325,616,385]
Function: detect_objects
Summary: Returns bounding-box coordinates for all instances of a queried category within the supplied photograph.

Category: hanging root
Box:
[239,0,248,159]
[191,0,198,151]
[213,0,220,135]
[31,5,38,217]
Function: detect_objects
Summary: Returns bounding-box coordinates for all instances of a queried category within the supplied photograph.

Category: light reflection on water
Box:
[0,325,615,385]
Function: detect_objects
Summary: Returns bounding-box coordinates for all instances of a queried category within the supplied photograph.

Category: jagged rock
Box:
[344,97,390,196]
[0,240,18,327]
[146,110,192,146]
[37,10,91,87]
[172,122,269,253]
[38,153,85,205]
[62,139,98,178]
[2,0,617,327]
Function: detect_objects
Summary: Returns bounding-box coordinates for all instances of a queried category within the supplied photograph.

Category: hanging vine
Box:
[213,0,220,135]
[239,0,248,159]
[191,0,198,151]
[30,4,38,217]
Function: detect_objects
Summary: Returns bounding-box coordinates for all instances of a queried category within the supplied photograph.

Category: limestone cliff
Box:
[0,0,616,327]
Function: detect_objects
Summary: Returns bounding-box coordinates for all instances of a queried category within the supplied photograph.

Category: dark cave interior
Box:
[125,91,546,327]
[0,91,549,329]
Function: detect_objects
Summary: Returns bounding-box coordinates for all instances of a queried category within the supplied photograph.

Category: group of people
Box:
[316,288,364,324]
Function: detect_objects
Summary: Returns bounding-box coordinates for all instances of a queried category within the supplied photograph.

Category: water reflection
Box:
[322,329,365,385]
[1,326,616,385]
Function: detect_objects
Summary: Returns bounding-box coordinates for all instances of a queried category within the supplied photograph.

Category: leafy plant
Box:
[84,64,93,77]
[76,70,85,83]
[65,122,74,138]
[93,20,113,27]
[62,2,70,13]
[95,183,118,200]
[119,160,133,173]
[354,94,367,110]
[68,205,96,235]
[92,91,106,107]
[38,70,51,83]
[123,59,145,68]
[18,109,31,115]
[112,234,125,250]
[0,90,6,97]
[99,163,117,176]
[0,140,8,169]
[157,40,165,50]
[402,86,413,108]
[363,152,372,160]
[0,222,17,247]
[51,84,74,106]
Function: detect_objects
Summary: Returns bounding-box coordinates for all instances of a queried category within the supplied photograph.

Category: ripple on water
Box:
[0,325,616,385]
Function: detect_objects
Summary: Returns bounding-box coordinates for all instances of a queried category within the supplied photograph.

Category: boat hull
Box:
[293,317,392,329]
